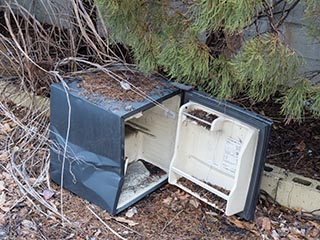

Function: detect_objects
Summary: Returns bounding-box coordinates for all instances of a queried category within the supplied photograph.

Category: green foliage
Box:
[96,0,164,72]
[310,86,320,117]
[233,34,300,102]
[191,0,263,33]
[280,79,312,121]
[97,0,320,120]
[198,57,241,99]
[304,0,320,42]
[158,40,211,84]
[96,0,212,79]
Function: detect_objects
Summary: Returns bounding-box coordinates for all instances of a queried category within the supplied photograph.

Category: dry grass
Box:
[0,1,172,237]
[0,0,124,232]
[0,0,121,95]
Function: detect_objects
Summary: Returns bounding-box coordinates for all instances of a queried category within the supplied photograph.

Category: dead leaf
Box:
[162,196,173,205]
[255,216,263,226]
[113,217,139,227]
[28,177,37,185]
[296,141,306,152]
[0,152,8,162]
[177,192,190,201]
[0,181,5,191]
[0,206,10,212]
[42,189,54,200]
[287,233,302,240]
[125,207,137,218]
[0,214,6,225]
[2,123,11,133]
[262,217,271,231]
[309,221,320,230]
[0,192,6,206]
[65,233,75,239]
[289,226,303,236]
[21,219,37,231]
[229,217,245,229]
[309,227,319,238]
[189,198,200,208]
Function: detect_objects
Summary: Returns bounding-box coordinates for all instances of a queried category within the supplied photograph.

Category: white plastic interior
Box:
[117,95,181,209]
[169,102,259,216]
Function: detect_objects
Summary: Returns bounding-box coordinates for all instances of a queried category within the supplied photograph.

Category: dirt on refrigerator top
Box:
[78,71,167,102]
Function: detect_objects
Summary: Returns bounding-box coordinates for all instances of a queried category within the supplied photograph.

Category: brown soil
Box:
[187,109,219,129]
[79,71,166,102]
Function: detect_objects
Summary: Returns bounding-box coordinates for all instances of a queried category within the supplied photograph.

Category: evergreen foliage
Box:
[233,34,299,102]
[97,0,320,121]
[200,57,238,99]
[281,79,312,122]
[304,0,320,41]
[310,86,320,117]
[191,0,263,33]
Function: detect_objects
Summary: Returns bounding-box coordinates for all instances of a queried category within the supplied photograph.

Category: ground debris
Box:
[125,207,138,218]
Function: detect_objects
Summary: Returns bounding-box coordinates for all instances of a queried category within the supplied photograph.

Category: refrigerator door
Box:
[169,90,272,220]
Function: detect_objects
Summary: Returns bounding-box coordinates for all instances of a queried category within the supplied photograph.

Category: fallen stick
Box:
[161,209,184,233]
[86,206,127,240]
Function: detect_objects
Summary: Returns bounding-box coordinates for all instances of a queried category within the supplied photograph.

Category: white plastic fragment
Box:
[120,81,131,90]
[125,206,138,218]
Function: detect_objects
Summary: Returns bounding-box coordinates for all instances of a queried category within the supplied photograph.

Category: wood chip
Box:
[262,217,272,231]
[113,217,139,227]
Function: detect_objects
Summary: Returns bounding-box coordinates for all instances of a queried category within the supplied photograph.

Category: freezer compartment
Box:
[116,95,181,211]
[169,102,259,216]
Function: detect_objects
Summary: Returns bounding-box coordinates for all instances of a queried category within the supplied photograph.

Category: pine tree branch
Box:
[246,0,301,31]
[274,0,301,28]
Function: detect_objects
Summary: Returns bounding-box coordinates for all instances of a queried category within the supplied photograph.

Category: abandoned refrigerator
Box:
[50,74,272,220]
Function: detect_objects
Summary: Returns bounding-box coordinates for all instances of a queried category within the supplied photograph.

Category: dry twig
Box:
[87,206,127,240]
